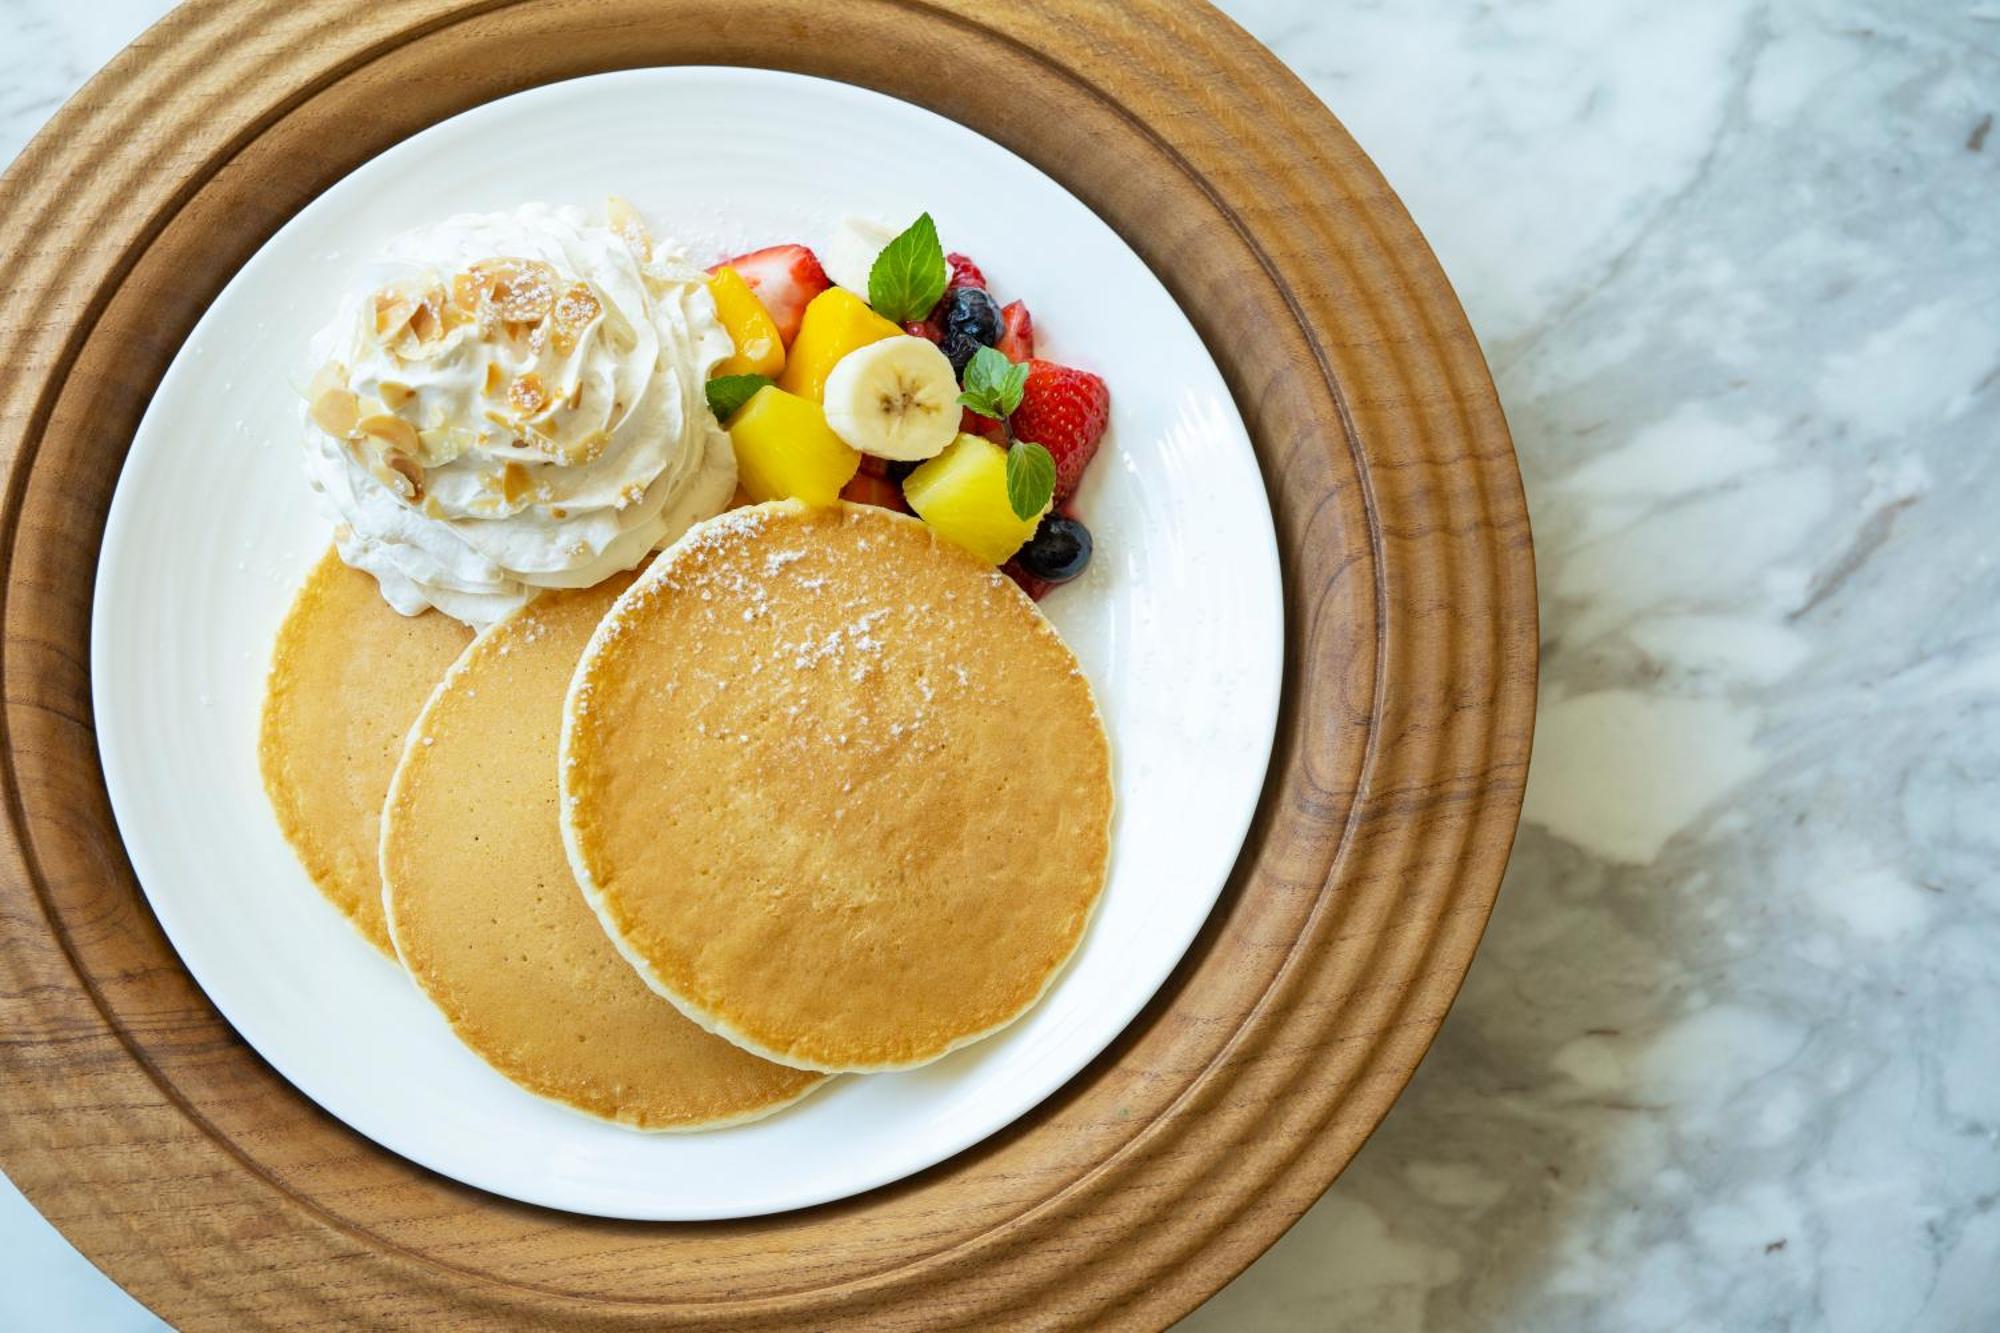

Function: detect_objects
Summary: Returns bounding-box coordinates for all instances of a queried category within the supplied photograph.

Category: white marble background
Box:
[2,1,1994,1329]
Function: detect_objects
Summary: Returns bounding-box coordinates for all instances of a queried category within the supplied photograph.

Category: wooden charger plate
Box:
[0,0,1535,1327]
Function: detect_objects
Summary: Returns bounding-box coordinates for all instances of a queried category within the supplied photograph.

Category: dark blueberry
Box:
[941,331,985,378]
[945,286,1003,340]
[1016,513,1093,585]
[939,289,1004,378]
[944,287,1002,345]
[885,458,920,483]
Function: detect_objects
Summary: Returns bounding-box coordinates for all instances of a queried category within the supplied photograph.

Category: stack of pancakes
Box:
[260,501,1113,1130]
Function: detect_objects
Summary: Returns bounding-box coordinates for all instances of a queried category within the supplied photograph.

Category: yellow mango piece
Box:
[707,267,785,378]
[902,434,1045,564]
[776,288,901,403]
[727,386,861,507]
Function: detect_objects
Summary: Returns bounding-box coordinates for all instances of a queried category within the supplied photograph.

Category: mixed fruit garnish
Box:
[702,214,1109,596]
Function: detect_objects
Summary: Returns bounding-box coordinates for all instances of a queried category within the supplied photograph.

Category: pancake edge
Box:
[379,594,828,1133]
[557,501,1116,1076]
[258,545,402,959]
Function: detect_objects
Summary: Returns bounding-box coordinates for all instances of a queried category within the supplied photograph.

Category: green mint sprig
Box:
[961,348,1050,520]
[705,373,774,422]
[867,214,948,323]
[957,346,1028,420]
[1004,441,1056,521]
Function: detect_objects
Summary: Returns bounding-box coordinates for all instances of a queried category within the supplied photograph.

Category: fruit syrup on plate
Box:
[701,218,1110,599]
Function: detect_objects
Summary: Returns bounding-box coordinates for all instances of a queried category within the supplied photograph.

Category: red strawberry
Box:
[996,300,1035,363]
[945,252,988,292]
[959,407,1007,443]
[1008,360,1109,501]
[903,316,943,345]
[707,244,828,346]
[840,471,909,513]
[855,453,893,479]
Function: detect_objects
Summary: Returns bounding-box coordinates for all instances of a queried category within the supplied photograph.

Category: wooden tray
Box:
[0,1,1535,1326]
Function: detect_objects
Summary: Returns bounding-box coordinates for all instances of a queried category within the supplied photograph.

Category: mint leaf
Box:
[867,213,948,323]
[957,346,1029,419]
[706,374,773,422]
[1004,441,1056,521]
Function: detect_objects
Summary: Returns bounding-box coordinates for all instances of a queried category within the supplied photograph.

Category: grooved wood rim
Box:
[0,1,1536,1328]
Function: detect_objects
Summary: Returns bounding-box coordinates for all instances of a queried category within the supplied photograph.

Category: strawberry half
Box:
[959,407,1007,443]
[708,244,829,346]
[997,300,1035,363]
[945,252,988,292]
[1008,360,1108,501]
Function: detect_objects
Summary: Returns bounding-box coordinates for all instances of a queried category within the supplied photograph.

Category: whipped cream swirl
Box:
[301,202,736,626]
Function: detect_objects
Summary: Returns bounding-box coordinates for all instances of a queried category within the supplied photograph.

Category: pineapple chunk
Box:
[776,288,901,402]
[727,386,861,507]
[707,267,785,378]
[902,434,1045,564]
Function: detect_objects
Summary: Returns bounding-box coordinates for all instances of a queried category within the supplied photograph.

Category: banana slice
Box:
[823,216,900,293]
[821,336,961,462]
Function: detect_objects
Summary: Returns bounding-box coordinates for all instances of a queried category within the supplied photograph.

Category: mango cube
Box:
[707,267,785,378]
[902,433,1045,564]
[777,288,901,403]
[727,386,861,507]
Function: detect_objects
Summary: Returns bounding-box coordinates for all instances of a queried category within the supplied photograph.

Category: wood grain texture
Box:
[0,1,1536,1328]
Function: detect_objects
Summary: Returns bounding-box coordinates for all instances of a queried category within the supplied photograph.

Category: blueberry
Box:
[1017,513,1093,585]
[941,331,985,378]
[942,288,1002,378]
[944,287,1003,343]
[885,458,920,483]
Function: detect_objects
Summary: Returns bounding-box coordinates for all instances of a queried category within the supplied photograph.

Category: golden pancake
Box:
[561,502,1114,1073]
[381,574,825,1130]
[260,547,472,955]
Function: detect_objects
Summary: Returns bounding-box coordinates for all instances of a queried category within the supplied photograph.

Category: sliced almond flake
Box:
[309,387,359,438]
[550,282,602,356]
[499,462,533,506]
[508,372,550,417]
[356,413,419,453]
[605,195,652,262]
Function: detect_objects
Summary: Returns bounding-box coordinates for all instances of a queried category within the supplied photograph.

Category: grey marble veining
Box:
[1189,1,2000,1328]
[1,1,1994,1329]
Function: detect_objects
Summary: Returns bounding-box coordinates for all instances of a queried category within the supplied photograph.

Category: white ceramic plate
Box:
[92,68,1282,1221]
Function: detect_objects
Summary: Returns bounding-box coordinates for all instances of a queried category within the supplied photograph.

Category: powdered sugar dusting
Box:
[572,504,1065,771]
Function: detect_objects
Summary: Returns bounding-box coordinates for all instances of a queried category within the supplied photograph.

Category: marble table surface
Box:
[4,1,1995,1328]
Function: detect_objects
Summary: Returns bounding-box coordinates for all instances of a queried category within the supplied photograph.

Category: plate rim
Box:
[87,63,1288,1221]
[0,1,1534,1326]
